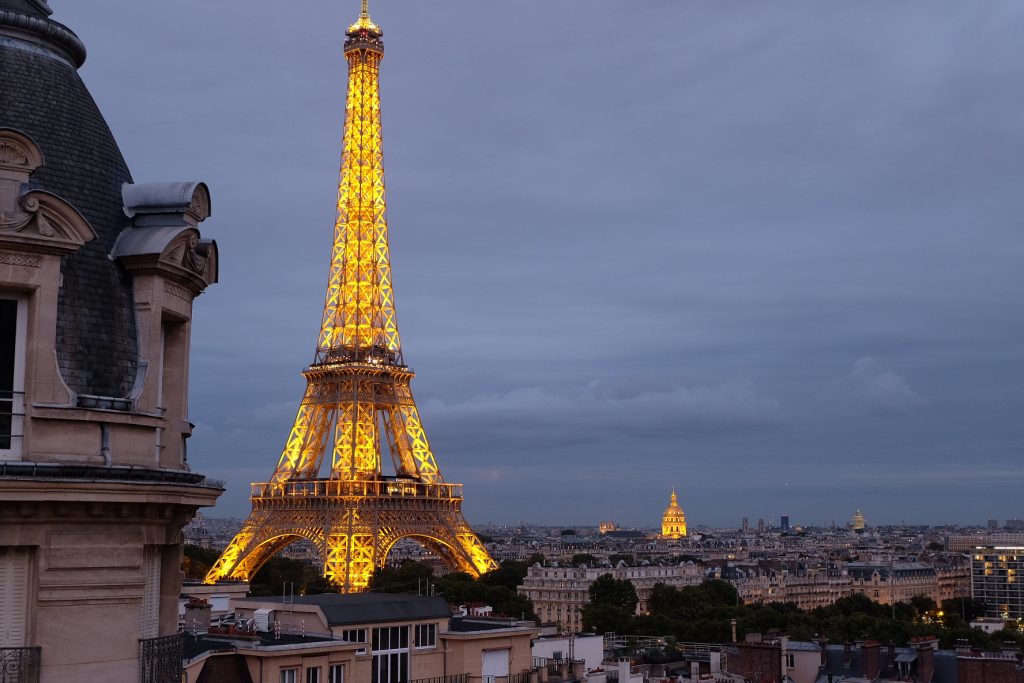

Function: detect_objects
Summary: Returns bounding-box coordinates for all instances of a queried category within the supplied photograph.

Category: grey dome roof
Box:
[1,5,140,398]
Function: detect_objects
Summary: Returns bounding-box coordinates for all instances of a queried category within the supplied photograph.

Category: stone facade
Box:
[517,562,703,632]
[0,2,222,680]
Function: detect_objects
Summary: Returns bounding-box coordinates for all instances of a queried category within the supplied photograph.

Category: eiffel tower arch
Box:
[205,1,496,593]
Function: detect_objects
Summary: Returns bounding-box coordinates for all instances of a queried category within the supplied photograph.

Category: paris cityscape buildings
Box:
[2,1,1024,682]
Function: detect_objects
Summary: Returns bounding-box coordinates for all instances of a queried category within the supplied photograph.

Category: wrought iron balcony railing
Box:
[0,647,40,683]
[139,633,183,683]
[0,389,25,452]
[251,478,463,500]
[411,675,468,683]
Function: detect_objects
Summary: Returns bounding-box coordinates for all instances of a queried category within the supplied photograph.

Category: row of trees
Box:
[584,576,1024,651]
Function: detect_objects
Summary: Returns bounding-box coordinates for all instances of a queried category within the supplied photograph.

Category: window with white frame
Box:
[341,628,367,654]
[0,297,26,459]
[280,669,297,683]
[328,664,344,683]
[341,628,366,643]
[371,626,409,683]
[306,666,321,683]
[414,623,436,648]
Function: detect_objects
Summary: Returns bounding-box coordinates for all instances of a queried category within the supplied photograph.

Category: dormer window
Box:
[0,296,26,459]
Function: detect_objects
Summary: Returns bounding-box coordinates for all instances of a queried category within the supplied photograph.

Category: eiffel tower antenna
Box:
[205,2,496,592]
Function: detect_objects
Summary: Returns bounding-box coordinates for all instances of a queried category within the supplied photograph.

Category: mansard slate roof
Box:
[845,561,937,580]
[236,593,452,627]
[0,2,140,398]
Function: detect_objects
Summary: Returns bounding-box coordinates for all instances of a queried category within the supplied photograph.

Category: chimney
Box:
[916,641,935,683]
[862,641,881,680]
[619,659,631,683]
[184,597,212,633]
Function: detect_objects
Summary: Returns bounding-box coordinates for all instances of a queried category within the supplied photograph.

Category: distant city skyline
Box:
[60,1,1024,526]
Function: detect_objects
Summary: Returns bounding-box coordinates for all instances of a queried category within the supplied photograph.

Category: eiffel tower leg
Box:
[430,513,498,576]
[204,509,326,584]
[452,529,497,575]
[204,527,257,583]
[369,509,497,580]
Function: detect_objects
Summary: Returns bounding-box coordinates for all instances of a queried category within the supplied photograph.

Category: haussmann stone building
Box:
[0,0,223,680]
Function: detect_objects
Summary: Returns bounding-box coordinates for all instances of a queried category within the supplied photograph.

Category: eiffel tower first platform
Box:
[205,2,497,592]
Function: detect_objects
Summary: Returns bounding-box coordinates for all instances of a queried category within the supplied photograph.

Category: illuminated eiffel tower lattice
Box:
[205,2,497,592]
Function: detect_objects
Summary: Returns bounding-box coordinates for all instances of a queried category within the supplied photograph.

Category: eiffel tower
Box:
[205,1,497,592]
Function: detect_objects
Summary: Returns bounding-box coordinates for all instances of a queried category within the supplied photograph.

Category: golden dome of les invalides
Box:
[661,487,688,539]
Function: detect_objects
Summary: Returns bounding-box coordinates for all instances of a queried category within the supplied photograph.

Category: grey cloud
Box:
[822,357,926,416]
[55,0,1024,525]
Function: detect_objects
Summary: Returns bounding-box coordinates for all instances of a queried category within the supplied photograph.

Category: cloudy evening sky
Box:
[59,1,1024,527]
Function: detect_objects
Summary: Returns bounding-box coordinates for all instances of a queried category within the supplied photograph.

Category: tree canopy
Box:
[368,559,537,621]
[582,574,638,633]
[623,582,1024,651]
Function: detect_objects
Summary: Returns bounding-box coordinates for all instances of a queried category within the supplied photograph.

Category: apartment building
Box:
[517,562,703,632]
[971,547,1024,620]
[184,593,537,683]
[847,562,939,605]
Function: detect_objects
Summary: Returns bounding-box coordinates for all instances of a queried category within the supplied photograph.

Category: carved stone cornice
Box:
[0,189,96,255]
[0,129,44,173]
[0,250,40,267]
[0,128,95,257]
[112,227,217,295]
[163,280,194,303]
[112,182,218,296]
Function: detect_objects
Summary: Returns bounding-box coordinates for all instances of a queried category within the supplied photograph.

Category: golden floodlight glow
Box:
[205,1,496,592]
[661,487,688,539]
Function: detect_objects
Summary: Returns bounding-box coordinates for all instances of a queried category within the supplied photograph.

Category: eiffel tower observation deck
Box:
[205,1,497,592]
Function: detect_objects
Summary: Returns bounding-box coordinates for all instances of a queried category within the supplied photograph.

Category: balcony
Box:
[251,478,463,501]
[0,647,40,683]
[139,633,183,683]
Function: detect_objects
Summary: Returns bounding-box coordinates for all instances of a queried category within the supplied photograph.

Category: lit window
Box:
[0,297,26,458]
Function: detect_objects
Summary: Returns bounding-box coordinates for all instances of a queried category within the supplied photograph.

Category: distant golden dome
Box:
[852,509,866,532]
[661,488,687,539]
